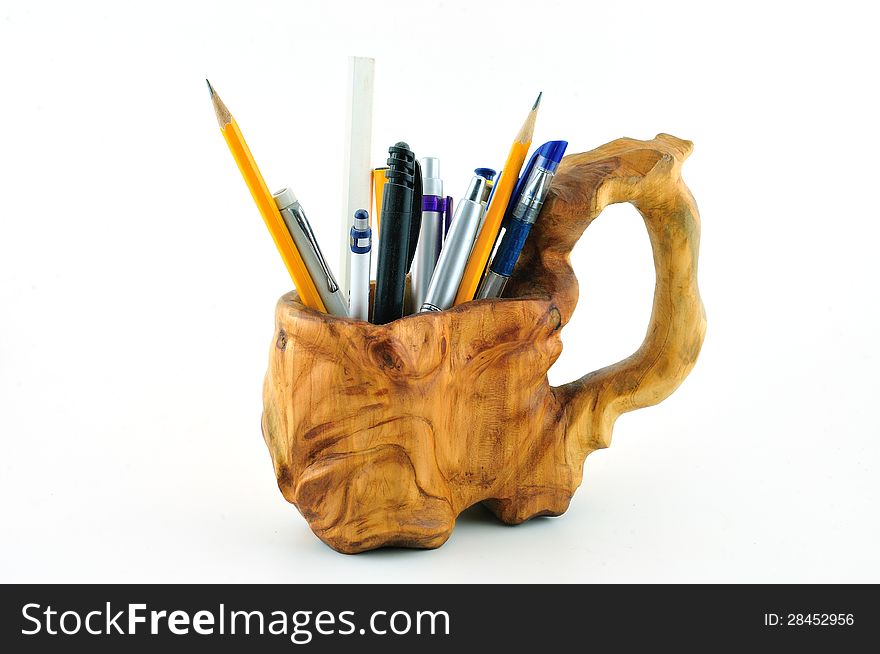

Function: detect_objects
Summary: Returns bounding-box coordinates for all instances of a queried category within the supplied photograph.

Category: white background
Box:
[1,0,878,583]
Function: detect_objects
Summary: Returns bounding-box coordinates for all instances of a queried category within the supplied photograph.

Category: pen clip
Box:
[293,206,339,293]
[443,196,453,238]
[406,160,423,273]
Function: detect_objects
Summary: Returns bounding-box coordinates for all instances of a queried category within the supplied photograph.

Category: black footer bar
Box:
[1,583,875,651]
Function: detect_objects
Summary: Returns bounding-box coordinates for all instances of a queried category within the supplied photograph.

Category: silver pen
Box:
[273,187,349,317]
[420,173,488,312]
[411,157,444,310]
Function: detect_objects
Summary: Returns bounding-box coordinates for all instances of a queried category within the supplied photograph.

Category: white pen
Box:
[348,209,372,321]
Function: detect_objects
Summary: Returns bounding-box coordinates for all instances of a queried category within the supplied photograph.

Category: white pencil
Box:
[340,56,375,303]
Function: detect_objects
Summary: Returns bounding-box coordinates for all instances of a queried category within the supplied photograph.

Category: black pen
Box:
[373,141,416,324]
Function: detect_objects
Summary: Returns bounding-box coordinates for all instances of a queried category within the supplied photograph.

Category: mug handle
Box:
[506,133,706,458]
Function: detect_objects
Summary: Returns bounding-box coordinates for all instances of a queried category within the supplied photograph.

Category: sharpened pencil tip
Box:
[207,80,232,127]
[516,92,541,144]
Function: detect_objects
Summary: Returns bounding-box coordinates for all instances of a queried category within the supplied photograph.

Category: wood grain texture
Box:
[261,133,706,553]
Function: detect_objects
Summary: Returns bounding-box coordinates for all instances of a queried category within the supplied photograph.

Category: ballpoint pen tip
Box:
[533,92,542,110]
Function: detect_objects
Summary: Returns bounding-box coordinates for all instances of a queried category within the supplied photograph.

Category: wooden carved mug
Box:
[261,134,705,553]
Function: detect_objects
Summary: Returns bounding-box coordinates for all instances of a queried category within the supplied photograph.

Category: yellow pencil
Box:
[207,80,326,312]
[372,166,388,234]
[453,92,541,305]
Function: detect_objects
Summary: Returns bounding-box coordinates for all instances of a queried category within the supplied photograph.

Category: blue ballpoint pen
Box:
[475,140,568,299]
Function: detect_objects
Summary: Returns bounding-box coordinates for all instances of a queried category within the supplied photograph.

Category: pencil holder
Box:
[261,134,705,554]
